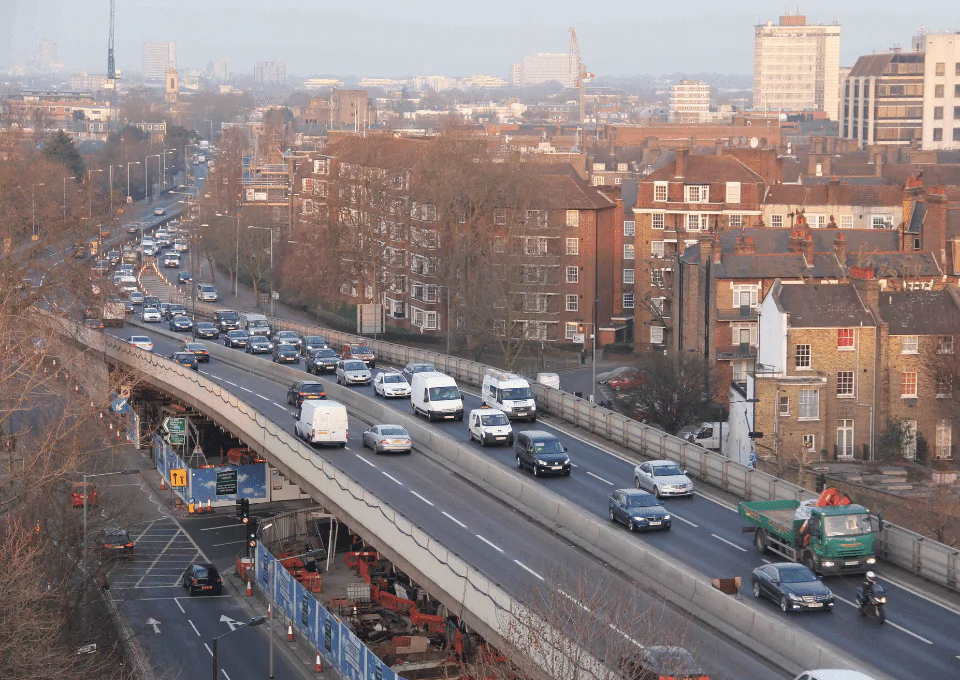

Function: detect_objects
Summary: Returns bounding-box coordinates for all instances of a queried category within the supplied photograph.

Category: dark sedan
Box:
[182,563,223,596]
[286,380,326,407]
[193,322,220,339]
[305,348,339,374]
[223,329,249,348]
[100,528,134,560]
[170,351,199,370]
[183,342,210,362]
[273,344,300,364]
[751,563,835,613]
[177,271,193,284]
[246,337,273,354]
[619,647,707,680]
[273,330,302,351]
[169,315,194,332]
[608,489,671,532]
[302,335,328,353]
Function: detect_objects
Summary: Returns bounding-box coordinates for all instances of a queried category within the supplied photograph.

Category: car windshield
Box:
[823,513,872,537]
[428,386,460,401]
[229,331,247,337]
[532,439,564,455]
[220,312,239,321]
[411,364,434,372]
[249,320,269,328]
[186,344,205,350]
[174,316,189,322]
[278,332,297,339]
[383,374,405,384]
[480,413,509,426]
[625,494,658,509]
[502,387,533,400]
[200,285,214,292]
[777,566,818,584]
[278,346,296,354]
[380,427,408,437]
[653,464,684,477]
[344,361,367,371]
[314,349,336,358]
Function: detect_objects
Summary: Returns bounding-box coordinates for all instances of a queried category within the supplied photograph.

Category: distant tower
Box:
[165,67,179,104]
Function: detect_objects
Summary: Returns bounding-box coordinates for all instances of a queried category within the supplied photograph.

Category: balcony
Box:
[717,306,760,322]
[716,344,758,360]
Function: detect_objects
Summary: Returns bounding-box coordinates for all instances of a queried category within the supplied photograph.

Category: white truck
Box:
[467,408,514,446]
[684,422,729,451]
[293,400,348,447]
[410,372,464,421]
[102,300,126,327]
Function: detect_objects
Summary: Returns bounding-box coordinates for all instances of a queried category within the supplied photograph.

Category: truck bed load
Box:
[738,499,806,542]
[101,300,126,327]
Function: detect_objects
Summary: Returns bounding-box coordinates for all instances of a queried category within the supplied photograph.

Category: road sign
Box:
[216,470,238,496]
[166,433,185,446]
[169,468,187,487]
[162,417,186,434]
[572,333,585,344]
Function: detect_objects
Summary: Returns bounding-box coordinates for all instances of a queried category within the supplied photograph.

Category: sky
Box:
[1,0,957,80]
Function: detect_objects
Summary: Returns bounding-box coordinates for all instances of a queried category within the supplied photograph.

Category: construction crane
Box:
[106,0,118,92]
[569,27,594,126]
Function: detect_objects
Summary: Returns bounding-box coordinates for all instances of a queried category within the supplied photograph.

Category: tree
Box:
[875,418,916,463]
[43,131,86,179]
[237,227,272,307]
[616,352,713,434]
[163,125,199,178]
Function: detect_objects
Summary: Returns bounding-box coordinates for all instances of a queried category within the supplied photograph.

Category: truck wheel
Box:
[754,529,768,554]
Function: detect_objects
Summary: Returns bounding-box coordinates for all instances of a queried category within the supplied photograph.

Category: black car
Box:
[751,563,835,613]
[183,342,210,362]
[143,295,160,309]
[170,351,199,370]
[608,489,671,532]
[514,430,570,477]
[619,647,705,680]
[286,380,327,407]
[100,528,134,560]
[273,344,300,364]
[402,362,436,384]
[223,329,249,348]
[213,310,241,331]
[272,330,302,351]
[164,303,186,320]
[302,335,328,353]
[305,348,339,374]
[122,299,135,314]
[126,224,140,234]
[177,271,193,284]
[193,322,220,339]
[169,315,194,332]
[246,337,273,354]
[182,563,223,596]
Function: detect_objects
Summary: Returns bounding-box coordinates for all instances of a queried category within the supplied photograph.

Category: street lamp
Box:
[248,226,275,316]
[163,149,176,190]
[31,182,45,240]
[79,468,140,574]
[126,161,141,201]
[578,322,599,402]
[211,616,266,680]
[88,169,103,219]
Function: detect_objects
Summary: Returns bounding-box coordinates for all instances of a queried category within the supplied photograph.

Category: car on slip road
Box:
[182,563,223,596]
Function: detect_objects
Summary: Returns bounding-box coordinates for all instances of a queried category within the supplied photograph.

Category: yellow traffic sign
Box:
[170,468,187,487]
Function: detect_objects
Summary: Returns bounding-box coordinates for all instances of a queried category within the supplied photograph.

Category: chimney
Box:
[712,230,722,264]
[833,233,847,265]
[801,235,815,264]
[874,151,884,177]
[735,235,755,255]
[827,176,839,206]
[789,213,811,252]
[715,139,724,157]
[699,237,713,265]
[675,148,689,179]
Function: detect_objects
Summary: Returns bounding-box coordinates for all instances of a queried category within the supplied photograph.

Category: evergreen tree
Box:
[42,130,86,179]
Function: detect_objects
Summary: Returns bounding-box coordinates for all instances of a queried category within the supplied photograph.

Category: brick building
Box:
[762,181,905,231]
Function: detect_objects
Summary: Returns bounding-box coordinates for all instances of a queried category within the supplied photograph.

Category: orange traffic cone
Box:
[287,623,294,641]
[206,498,212,513]
[245,579,253,597]
[315,653,323,672]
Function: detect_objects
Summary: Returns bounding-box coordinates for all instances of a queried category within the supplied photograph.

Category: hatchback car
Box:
[273,330,302,351]
[122,299,135,314]
[362,425,413,455]
[634,460,695,498]
[619,647,707,680]
[177,271,193,284]
[127,335,153,351]
[608,489,671,532]
[401,362,436,384]
[752,563,835,613]
[515,431,570,477]
[183,342,210,362]
[286,381,327,408]
[273,344,300,364]
[72,482,98,508]
[141,307,161,322]
[84,318,105,330]
[100,528,134,560]
[374,372,411,398]
[223,329,250,348]
[193,322,219,339]
[336,360,372,386]
[302,335,328,353]
[170,351,199,370]
[182,563,223,596]
[246,337,273,354]
[305,348,338,374]
[169,315,194,332]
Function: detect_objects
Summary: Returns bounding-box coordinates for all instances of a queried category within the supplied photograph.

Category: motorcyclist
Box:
[860,570,878,599]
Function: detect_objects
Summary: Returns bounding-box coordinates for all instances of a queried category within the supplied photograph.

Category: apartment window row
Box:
[931,128,960,143]
[410,306,438,330]
[932,84,960,98]
[623,268,635,284]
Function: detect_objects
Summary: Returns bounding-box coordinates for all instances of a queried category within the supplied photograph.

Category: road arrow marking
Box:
[220,614,240,631]
[146,618,161,634]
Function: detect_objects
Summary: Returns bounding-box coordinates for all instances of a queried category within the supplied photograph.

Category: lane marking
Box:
[878,574,960,618]
[608,623,643,648]
[442,512,467,529]
[887,621,933,644]
[585,471,614,486]
[204,643,213,657]
[475,534,504,553]
[175,598,185,613]
[135,530,183,587]
[222,670,232,680]
[410,491,435,506]
[710,533,748,552]
[381,471,403,485]
[223,380,237,387]
[271,402,288,410]
[189,620,200,637]
[256,394,269,401]
[238,386,253,393]
[557,588,591,612]
[761,558,772,564]
[668,512,698,528]
[570,462,579,468]
[212,540,247,548]
[354,454,376,468]
[513,560,544,581]
[199,524,240,532]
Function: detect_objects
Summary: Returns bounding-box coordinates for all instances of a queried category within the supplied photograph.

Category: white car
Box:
[141,307,161,322]
[127,335,153,351]
[163,253,180,268]
[634,460,695,498]
[173,240,189,252]
[196,284,218,302]
[374,372,411,398]
[153,208,165,216]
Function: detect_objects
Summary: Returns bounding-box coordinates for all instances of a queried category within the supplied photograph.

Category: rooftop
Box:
[777,283,875,328]
[765,182,903,207]
[877,290,960,335]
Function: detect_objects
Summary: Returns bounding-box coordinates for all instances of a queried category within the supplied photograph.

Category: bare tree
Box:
[237,226,272,307]
[616,352,713,434]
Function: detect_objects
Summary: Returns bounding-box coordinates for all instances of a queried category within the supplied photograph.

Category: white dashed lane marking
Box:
[513,560,544,580]
[475,534,504,553]
[586,471,614,485]
[381,471,403,485]
[410,491,435,506]
[442,511,467,529]
[710,533,748,552]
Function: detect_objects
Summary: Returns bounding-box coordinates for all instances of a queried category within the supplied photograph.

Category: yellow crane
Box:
[569,27,594,125]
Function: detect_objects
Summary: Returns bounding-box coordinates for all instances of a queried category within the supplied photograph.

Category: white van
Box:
[481,370,537,421]
[467,408,514,446]
[683,422,729,451]
[410,372,464,421]
[241,313,271,337]
[294,400,348,447]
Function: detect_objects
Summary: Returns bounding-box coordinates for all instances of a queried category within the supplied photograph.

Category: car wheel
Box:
[635,477,642,489]
[608,507,615,521]
[780,596,789,613]
[628,518,635,532]
[516,456,523,470]
[563,469,571,477]
[653,486,661,499]
[753,582,761,599]
[533,466,540,478]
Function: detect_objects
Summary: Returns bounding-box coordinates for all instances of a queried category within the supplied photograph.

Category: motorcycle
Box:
[856,582,887,623]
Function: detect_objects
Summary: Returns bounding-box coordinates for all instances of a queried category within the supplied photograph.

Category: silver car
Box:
[361,425,412,454]
[336,360,371,386]
[141,307,161,322]
[374,371,411,398]
[634,460,695,498]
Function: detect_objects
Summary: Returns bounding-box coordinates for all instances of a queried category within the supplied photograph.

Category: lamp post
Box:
[248,226,274,315]
[32,182,45,240]
[579,322,598,402]
[63,176,76,224]
[163,149,176,190]
[88,169,103,219]
[211,616,266,680]
[126,161,141,201]
[216,213,241,297]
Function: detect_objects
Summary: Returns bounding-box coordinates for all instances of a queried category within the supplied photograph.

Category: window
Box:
[651,269,664,287]
[650,326,664,344]
[457,212,466,224]
[802,434,816,451]
[623,244,635,260]
[935,84,945,98]
[903,420,918,459]
[618,162,628,172]
[424,311,437,330]
[840,215,853,229]
[494,208,506,226]
[524,237,547,256]
[837,328,855,349]
[493,236,505,253]
[651,297,664,314]
[936,62,946,76]
[770,214,784,228]
[901,372,918,398]
[653,182,668,202]
[526,209,545,227]
[733,362,748,384]
[934,106,944,120]
[779,396,790,416]
[651,213,665,230]
[685,213,703,231]
[566,210,580,227]
[523,321,547,340]
[796,344,812,369]
[592,175,605,186]
[936,419,952,459]
[808,214,826,229]
[938,336,955,354]
[837,420,854,459]
[623,268,635,284]
[684,185,709,203]
[871,215,892,229]
[901,336,918,354]
[651,241,665,258]
[565,294,579,312]
[622,293,635,309]
[566,238,579,256]
[565,322,580,340]
[566,266,579,284]
[957,63,960,76]
[732,285,759,308]
[954,128,960,143]
[956,85,960,98]
[623,220,636,236]
[934,128,944,142]
[936,375,952,398]
[729,214,743,228]
[725,182,741,203]
[798,389,820,420]
[837,371,855,397]
[956,106,960,119]
[593,163,606,172]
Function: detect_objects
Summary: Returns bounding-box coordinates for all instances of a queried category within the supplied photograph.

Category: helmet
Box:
[865,571,877,584]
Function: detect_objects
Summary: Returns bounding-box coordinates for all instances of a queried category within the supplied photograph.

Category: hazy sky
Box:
[1,0,957,79]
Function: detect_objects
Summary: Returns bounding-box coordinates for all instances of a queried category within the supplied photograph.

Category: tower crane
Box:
[106,0,119,92]
[569,27,594,126]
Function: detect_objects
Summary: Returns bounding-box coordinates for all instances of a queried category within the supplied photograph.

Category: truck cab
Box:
[684,422,728,451]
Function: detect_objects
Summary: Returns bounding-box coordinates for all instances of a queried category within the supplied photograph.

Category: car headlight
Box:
[866,557,876,565]
[876,596,887,604]
[562,459,570,465]
[662,515,670,520]
[788,593,800,601]
[633,516,647,523]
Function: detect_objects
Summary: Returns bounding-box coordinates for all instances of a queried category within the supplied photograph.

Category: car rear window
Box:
[301,384,324,393]
[194,566,211,578]
[380,427,407,436]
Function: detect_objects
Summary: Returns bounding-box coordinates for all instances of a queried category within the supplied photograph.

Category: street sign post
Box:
[166,433,185,446]
[162,417,186,434]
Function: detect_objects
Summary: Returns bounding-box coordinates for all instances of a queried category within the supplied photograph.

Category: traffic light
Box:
[247,527,257,549]
[816,473,826,494]
[240,498,249,524]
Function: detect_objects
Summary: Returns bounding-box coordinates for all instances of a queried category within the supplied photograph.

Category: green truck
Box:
[738,499,881,576]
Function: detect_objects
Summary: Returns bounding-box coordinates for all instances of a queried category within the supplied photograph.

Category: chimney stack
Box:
[833,233,847,265]
[735,235,755,255]
[712,230,722,264]
[801,235,815,264]
[675,148,689,179]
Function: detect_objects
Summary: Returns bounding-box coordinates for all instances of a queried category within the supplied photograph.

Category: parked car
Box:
[302,335,328,353]
[607,369,643,392]
[514,430,570,477]
[223,329,250,349]
[608,489,671,532]
[273,344,300,364]
[634,460,695,498]
[183,342,210,362]
[196,284,218,302]
[177,271,193,284]
[246,337,273,354]
[373,372,411,398]
[169,315,194,332]
[305,347,338,374]
[141,307,161,322]
[751,563,835,613]
[170,351,199,370]
[362,425,413,455]
[182,563,223,596]
[127,335,153,351]
[467,408,514,447]
[84,318,105,330]
[335,359,372,386]
[193,322,219,339]
[619,647,707,680]
[273,330,302,351]
[401,362,435,384]
[72,482,98,508]
[286,381,326,408]
[341,343,376,368]
[100,528,134,560]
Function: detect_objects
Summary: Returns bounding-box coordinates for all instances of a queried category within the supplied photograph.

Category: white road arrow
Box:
[146,618,161,634]
[220,614,240,632]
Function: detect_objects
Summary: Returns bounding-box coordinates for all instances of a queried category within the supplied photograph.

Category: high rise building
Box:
[213,60,228,82]
[754,13,841,120]
[920,32,960,150]
[669,80,711,123]
[511,52,574,88]
[254,61,286,85]
[142,41,177,84]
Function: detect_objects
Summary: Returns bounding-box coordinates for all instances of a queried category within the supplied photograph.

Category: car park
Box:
[336,360,372,386]
[213,310,241,332]
[127,335,154,351]
[183,342,210,362]
[410,372,463,421]
[72,482,98,508]
[467,408,514,446]
[100,528,134,560]
[286,381,326,408]
[129,291,144,305]
[752,563,835,613]
[608,489,671,532]
[223,329,249,348]
[84,318,105,330]
[341,343,376,368]
[374,372,411,398]
[177,271,193,284]
[169,315,194,332]
[401,362,436,384]
[515,430,570,477]
[196,284,218,301]
[273,344,300,364]
[170,351,199,370]
[182,563,223,596]
[140,307,161,322]
[305,347,339,374]
[273,330,302,351]
[193,322,219,339]
[293,400,348,447]
[619,647,707,680]
[362,425,413,455]
[246,337,273,354]
[634,460,695,498]
[481,370,537,421]
[302,335,328,353]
